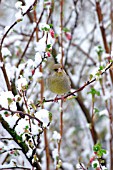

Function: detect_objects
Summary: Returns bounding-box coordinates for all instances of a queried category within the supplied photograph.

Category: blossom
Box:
[0,91,17,111]
[52,131,61,141]
[16,77,28,91]
[35,109,50,127]
[15,1,22,9]
[2,47,11,57]
[15,10,23,21]
[35,52,42,66]
[39,23,50,31]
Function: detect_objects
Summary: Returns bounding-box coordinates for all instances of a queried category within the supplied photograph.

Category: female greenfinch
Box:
[47,64,71,95]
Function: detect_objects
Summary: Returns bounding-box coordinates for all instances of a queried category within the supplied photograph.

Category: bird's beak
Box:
[58,68,62,73]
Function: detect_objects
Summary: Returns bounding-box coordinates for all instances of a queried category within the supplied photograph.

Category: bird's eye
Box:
[54,69,58,71]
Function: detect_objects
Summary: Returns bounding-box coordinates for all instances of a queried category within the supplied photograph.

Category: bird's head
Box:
[52,64,63,76]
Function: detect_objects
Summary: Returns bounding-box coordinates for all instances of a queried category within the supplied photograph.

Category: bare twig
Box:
[16,9,45,67]
[0,147,22,154]
[58,100,63,155]
[60,0,64,67]
[0,107,43,125]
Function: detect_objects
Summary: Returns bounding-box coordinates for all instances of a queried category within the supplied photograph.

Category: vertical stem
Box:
[44,128,50,170]
[96,2,113,168]
[91,95,96,144]
[33,6,50,170]
[60,0,64,67]
[0,50,11,91]
[95,1,109,53]
[110,0,113,168]
[58,99,63,154]
[33,9,39,41]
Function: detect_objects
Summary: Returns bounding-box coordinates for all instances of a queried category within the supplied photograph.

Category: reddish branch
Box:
[58,100,63,155]
[71,43,96,65]
[41,61,113,104]
[95,1,113,169]
[0,107,43,125]
[60,0,64,67]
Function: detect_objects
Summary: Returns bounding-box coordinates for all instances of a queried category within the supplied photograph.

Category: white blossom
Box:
[39,23,50,31]
[35,52,42,66]
[2,47,11,57]
[34,35,46,53]
[15,10,23,21]
[0,91,17,111]
[15,1,22,9]
[35,109,50,127]
[52,131,61,141]
[16,77,28,91]
[33,69,43,80]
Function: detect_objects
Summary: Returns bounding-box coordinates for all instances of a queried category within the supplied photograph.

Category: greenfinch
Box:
[47,64,71,95]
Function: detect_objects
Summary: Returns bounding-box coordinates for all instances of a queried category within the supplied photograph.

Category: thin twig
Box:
[0,147,22,154]
[58,99,63,155]
[39,61,113,104]
[60,0,64,67]
[0,107,43,125]
[0,167,31,170]
[16,9,45,67]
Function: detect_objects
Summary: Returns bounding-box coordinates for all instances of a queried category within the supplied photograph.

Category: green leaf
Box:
[87,88,100,96]
[7,98,13,105]
[93,163,97,168]
[89,74,93,80]
[94,108,99,113]
[49,24,53,28]
[46,44,51,49]
[63,27,70,32]
[98,65,105,71]
[49,112,52,122]
[96,45,104,56]
[42,27,50,31]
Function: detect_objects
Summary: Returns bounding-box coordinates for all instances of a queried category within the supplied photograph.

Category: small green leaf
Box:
[89,74,93,80]
[49,112,52,122]
[96,45,104,56]
[93,163,97,168]
[47,44,51,49]
[7,98,13,105]
[87,88,100,96]
[42,27,50,31]
[49,24,53,28]
[98,65,105,71]
[94,108,99,113]
[63,27,70,32]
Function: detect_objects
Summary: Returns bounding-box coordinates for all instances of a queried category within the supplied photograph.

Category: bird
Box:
[47,64,71,95]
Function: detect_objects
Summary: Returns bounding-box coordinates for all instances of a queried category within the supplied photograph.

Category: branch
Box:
[42,61,113,103]
[71,43,96,65]
[0,167,31,170]
[0,114,42,169]
[16,9,45,67]
[0,0,38,48]
[0,51,11,91]
[0,107,43,125]
[0,148,22,154]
